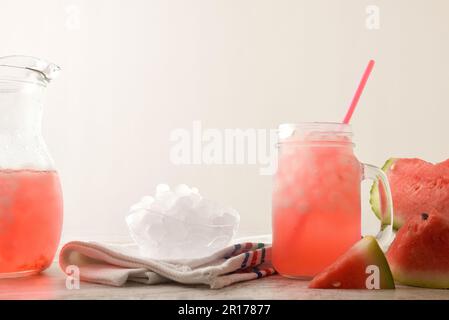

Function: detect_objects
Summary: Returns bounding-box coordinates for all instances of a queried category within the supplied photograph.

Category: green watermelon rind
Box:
[369,158,400,229]
[391,268,449,289]
[363,236,396,289]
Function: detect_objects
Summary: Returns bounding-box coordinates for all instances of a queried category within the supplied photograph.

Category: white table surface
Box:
[1,262,448,300]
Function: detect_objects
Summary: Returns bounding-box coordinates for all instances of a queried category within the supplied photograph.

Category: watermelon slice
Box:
[308,236,395,289]
[370,158,449,229]
[387,212,449,289]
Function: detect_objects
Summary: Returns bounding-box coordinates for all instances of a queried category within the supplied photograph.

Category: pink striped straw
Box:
[342,60,376,124]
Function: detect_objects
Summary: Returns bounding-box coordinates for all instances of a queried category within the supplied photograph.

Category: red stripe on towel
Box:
[250,250,258,266]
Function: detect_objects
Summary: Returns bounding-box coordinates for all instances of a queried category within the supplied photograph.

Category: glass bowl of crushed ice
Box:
[126,184,240,260]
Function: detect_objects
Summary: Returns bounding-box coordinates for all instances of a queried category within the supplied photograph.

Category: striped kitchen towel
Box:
[59,241,275,289]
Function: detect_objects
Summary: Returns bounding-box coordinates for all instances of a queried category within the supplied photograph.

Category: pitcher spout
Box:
[0,55,61,84]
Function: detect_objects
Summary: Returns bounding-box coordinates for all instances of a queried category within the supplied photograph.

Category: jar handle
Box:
[361,163,396,252]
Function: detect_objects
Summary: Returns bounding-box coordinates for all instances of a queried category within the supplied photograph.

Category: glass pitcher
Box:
[272,123,394,279]
[0,56,63,278]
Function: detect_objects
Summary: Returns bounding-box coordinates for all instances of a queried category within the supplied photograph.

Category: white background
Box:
[1,0,448,242]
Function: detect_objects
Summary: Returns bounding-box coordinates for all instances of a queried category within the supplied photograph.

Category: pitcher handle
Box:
[361,163,395,252]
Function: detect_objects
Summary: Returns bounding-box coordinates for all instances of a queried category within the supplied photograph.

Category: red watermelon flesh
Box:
[439,158,449,168]
[370,158,449,229]
[309,236,395,289]
[387,212,449,289]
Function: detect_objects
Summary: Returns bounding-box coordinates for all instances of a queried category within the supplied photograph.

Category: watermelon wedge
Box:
[387,212,449,289]
[370,158,449,229]
[309,236,395,289]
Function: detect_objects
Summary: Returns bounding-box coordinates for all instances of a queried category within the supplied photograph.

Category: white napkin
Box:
[59,241,275,289]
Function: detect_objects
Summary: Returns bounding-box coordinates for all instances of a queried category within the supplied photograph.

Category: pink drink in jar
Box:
[272,123,394,278]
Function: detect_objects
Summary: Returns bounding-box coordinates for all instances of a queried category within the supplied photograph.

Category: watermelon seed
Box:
[421,213,429,221]
[332,281,341,288]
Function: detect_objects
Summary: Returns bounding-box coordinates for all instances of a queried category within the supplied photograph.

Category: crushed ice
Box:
[126,184,240,260]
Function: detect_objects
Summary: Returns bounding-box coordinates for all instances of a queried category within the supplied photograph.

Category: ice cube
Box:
[191,187,199,194]
[164,216,188,242]
[156,184,170,195]
[175,184,191,197]
[212,208,240,226]
[146,214,165,242]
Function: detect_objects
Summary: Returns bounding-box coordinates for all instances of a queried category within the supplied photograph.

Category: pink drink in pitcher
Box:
[0,170,63,275]
[272,123,394,278]
[0,56,63,277]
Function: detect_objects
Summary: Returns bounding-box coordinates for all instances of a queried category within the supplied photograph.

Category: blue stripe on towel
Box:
[253,267,263,279]
[225,243,241,259]
[241,252,250,268]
